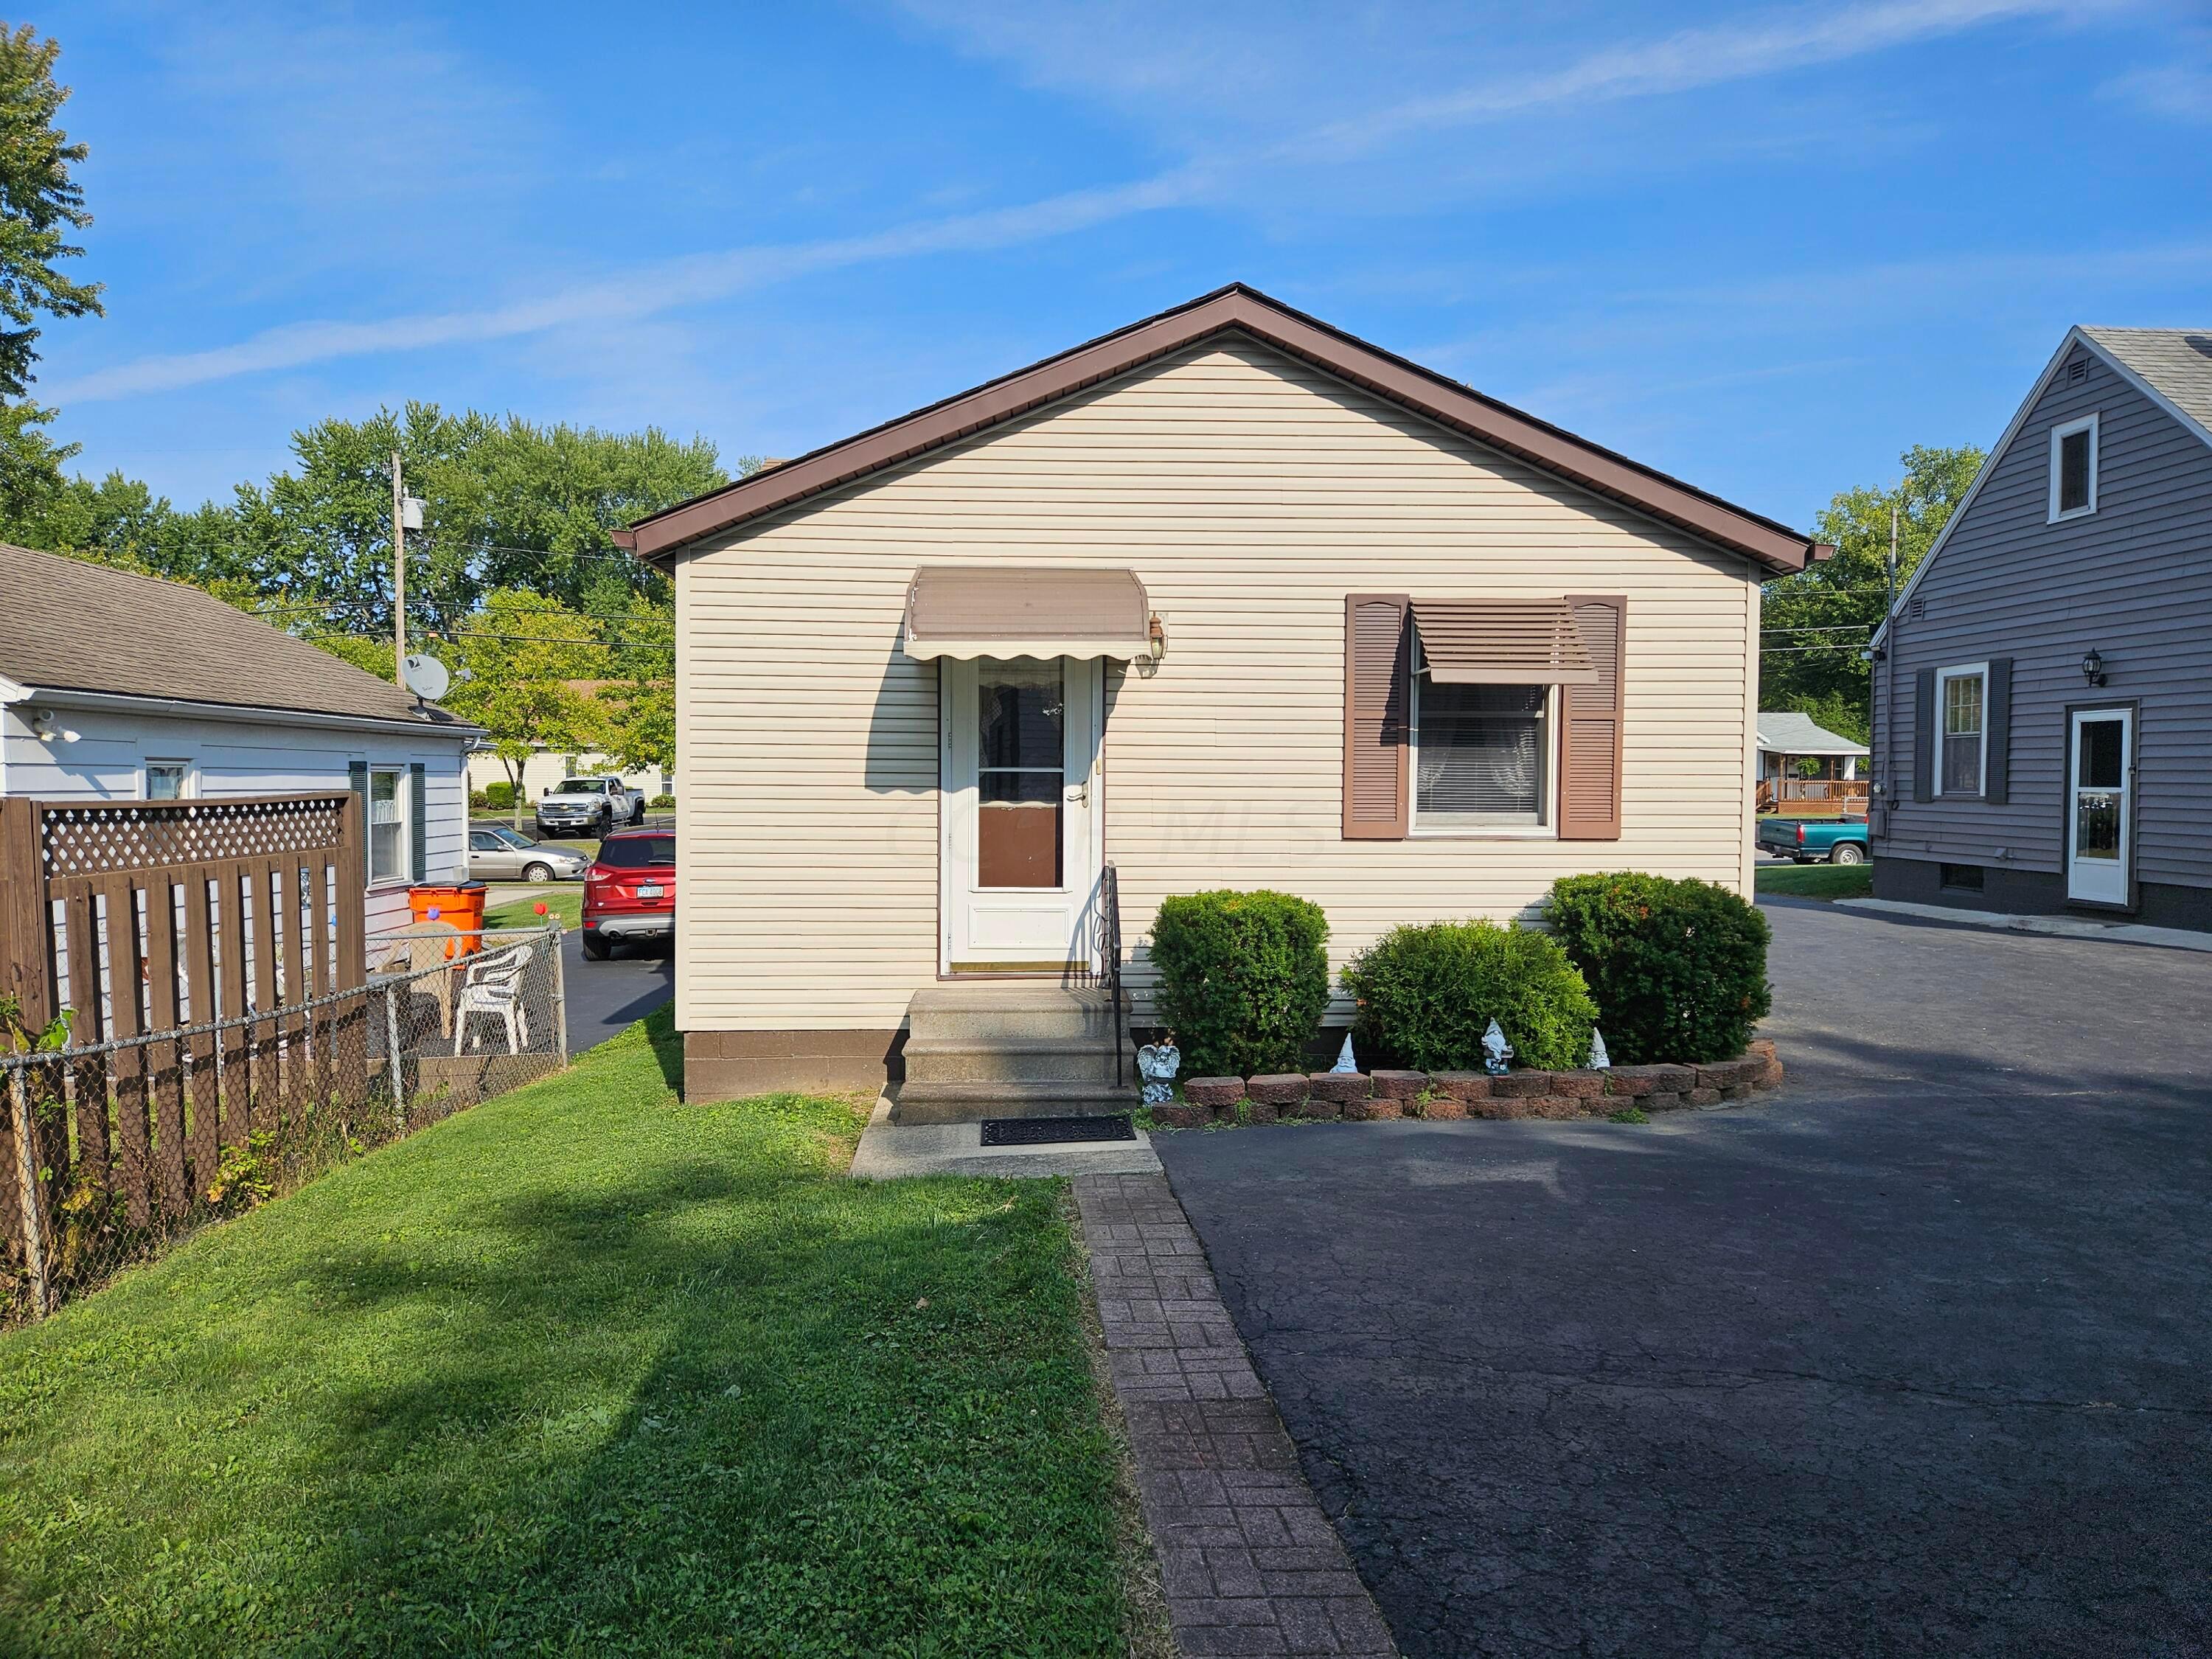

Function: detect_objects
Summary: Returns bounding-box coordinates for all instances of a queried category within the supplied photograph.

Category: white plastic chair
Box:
[452,942,534,1055]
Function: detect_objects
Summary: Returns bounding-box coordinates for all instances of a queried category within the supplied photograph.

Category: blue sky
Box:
[34,0,2212,529]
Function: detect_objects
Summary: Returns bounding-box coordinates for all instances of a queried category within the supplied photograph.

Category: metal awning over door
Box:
[902,566,1151,661]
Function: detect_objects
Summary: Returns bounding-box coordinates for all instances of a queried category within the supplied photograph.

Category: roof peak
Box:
[616,285,1823,574]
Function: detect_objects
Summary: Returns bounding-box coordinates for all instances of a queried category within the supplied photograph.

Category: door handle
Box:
[1065,782,1089,805]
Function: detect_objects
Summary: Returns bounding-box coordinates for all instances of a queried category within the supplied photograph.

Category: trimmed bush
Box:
[648,793,676,809]
[483,781,517,810]
[1150,890,1329,1079]
[1343,920,1596,1073]
[1544,873,1772,1064]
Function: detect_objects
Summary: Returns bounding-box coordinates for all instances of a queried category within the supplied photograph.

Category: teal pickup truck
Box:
[1757,815,1868,864]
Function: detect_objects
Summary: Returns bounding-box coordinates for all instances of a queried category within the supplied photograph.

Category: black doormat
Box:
[980,1114,1136,1147]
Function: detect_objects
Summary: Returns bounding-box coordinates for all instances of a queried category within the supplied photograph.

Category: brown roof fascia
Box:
[619,284,1825,574]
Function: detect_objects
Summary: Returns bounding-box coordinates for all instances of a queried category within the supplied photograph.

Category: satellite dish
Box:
[401,653,450,701]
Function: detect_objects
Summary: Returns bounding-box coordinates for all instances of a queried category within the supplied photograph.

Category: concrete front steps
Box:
[893,982,1137,1124]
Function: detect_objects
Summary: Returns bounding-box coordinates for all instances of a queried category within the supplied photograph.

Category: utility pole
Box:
[391,450,408,684]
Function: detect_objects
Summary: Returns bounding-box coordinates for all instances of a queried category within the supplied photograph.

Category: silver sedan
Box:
[467,825,591,883]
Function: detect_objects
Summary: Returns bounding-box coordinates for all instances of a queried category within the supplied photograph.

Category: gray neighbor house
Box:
[1871,327,2212,930]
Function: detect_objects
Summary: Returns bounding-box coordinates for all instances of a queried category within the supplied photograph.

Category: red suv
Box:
[582,828,675,960]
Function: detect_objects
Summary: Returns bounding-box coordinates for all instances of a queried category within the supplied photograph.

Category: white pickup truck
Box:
[534,775,646,838]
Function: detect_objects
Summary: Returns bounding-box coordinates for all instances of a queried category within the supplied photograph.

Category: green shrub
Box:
[483,781,517,810]
[1342,920,1596,1073]
[649,793,675,809]
[468,790,490,811]
[1544,873,1773,1063]
[1150,890,1329,1078]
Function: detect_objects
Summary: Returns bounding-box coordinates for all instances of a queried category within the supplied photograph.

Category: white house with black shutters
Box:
[0,543,479,936]
[1870,327,2212,931]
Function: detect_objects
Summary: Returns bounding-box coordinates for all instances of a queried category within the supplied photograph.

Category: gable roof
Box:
[2079,327,2212,444]
[1873,324,2212,648]
[615,283,1829,574]
[1756,711,1868,757]
[0,543,472,731]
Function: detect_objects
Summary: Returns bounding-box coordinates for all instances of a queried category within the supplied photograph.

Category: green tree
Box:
[1761,444,1984,737]
[0,24,100,400]
[437,589,609,828]
[432,417,734,613]
[594,595,675,777]
[0,397,76,532]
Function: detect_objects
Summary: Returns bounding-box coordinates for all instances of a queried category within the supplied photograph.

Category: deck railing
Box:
[1758,778,1871,813]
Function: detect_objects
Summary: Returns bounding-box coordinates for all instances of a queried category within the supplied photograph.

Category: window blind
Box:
[1416,684,1545,818]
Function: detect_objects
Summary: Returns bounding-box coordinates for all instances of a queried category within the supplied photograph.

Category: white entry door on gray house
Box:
[939,656,1102,971]
[2067,707,2132,906]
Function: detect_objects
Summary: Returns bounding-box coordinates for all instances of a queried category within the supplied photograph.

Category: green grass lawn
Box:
[484,886,583,931]
[0,1012,1127,1657]
[1754,860,1875,900]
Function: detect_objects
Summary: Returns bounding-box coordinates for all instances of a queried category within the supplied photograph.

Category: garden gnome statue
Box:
[1331,1033,1359,1074]
[1136,1039,1181,1106]
[1481,1019,1514,1077]
[1589,1028,1611,1069]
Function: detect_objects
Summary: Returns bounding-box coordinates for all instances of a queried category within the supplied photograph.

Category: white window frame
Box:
[142,758,195,801]
[368,765,410,887]
[2048,413,2098,523]
[1408,664,1558,839]
[1933,662,1989,799]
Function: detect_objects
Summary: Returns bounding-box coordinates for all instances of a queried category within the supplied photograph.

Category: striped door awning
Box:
[1410,599,1599,684]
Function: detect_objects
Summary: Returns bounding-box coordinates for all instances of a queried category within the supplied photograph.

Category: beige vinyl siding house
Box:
[627,287,1824,1099]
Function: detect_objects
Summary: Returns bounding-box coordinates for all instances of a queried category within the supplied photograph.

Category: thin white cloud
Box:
[2101,56,2212,123]
[51,167,1214,403]
[55,0,2112,404]
[1298,0,2111,156]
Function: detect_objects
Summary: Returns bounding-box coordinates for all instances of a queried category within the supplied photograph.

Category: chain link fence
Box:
[4,925,566,1322]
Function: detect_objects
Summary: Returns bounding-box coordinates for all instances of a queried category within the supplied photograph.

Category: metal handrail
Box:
[1101,864,1124,1090]
[1063,864,1125,1090]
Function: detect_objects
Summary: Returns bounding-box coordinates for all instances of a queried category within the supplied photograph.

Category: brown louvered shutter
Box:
[1343,594,1410,838]
[1558,597,1625,840]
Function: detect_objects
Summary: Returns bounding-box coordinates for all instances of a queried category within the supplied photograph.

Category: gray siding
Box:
[1875,342,2212,889]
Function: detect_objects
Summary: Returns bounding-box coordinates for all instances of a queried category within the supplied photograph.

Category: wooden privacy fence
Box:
[0,793,367,1292]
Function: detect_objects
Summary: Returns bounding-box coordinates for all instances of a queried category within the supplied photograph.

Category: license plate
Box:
[637,883,664,899]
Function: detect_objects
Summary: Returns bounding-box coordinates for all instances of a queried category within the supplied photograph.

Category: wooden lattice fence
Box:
[0,793,367,1274]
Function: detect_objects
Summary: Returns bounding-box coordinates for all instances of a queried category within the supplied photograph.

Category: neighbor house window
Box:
[1935,665,1986,798]
[144,760,190,801]
[369,767,407,883]
[2049,414,2098,521]
[1413,681,1550,830]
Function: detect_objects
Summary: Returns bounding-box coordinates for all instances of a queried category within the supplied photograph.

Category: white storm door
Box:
[2066,709,2131,906]
[941,657,1102,971]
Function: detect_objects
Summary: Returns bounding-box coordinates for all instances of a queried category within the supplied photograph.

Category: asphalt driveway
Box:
[559,927,673,1053]
[1153,901,2212,1658]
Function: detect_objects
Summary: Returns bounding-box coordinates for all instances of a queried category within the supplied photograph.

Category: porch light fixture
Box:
[28,708,79,743]
[1148,613,1166,658]
[2081,648,2107,688]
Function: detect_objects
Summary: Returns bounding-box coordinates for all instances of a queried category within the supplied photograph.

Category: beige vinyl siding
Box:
[675,337,1758,1032]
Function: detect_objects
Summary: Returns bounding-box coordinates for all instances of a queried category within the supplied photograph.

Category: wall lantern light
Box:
[2081,648,2107,689]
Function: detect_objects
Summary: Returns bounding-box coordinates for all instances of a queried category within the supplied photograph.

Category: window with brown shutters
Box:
[1557,597,1625,840]
[1343,594,1411,838]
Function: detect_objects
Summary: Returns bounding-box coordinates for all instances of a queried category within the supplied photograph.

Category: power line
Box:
[304,627,672,650]
[245,592,669,626]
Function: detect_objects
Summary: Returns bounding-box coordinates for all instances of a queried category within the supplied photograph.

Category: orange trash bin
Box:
[408,881,487,955]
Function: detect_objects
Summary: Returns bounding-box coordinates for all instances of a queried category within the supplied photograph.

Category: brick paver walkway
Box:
[1074,1172,1397,1658]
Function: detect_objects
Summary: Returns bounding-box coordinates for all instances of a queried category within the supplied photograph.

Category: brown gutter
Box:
[624,283,1826,574]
